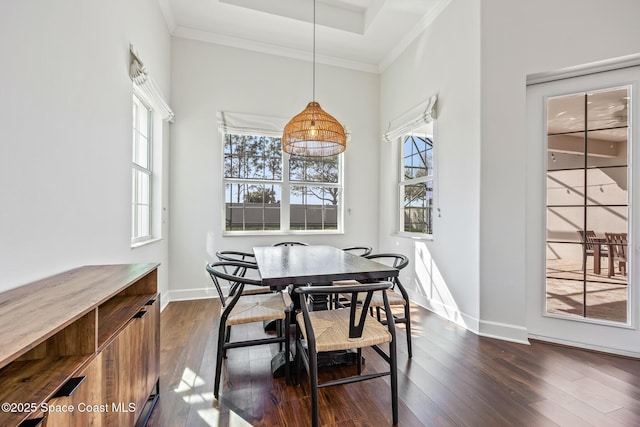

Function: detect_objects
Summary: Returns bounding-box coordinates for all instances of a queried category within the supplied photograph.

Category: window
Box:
[398,128,434,235]
[223,132,342,233]
[132,94,153,243]
[384,94,437,238]
[289,156,340,231]
[128,47,173,246]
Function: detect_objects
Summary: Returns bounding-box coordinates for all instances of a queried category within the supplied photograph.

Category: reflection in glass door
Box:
[546,86,629,323]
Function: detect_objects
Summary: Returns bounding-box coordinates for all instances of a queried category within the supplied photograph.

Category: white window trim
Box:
[218,111,344,235]
[385,95,438,238]
[129,46,172,247]
[132,94,154,244]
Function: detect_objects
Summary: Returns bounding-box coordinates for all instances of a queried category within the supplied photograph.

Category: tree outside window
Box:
[399,132,434,235]
[223,133,342,232]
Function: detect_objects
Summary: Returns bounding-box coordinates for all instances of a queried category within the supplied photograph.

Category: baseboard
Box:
[165,287,220,304]
[409,291,479,333]
[479,319,529,345]
[528,333,640,359]
[160,292,170,312]
[407,290,530,345]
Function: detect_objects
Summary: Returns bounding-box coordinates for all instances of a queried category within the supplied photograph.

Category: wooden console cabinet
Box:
[0,264,160,427]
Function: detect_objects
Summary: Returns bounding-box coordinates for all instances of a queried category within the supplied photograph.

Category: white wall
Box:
[380,0,640,350]
[481,0,640,352]
[379,0,483,333]
[168,39,380,299]
[0,0,172,297]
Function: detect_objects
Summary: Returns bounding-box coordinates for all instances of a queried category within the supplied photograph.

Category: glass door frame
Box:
[545,86,631,326]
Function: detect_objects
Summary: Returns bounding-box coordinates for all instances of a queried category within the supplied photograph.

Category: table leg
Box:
[309,293,329,311]
[594,243,601,275]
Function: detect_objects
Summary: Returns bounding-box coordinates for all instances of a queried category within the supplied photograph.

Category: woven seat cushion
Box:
[369,290,406,307]
[338,290,405,307]
[296,309,392,352]
[240,284,273,296]
[227,293,287,326]
[332,279,360,286]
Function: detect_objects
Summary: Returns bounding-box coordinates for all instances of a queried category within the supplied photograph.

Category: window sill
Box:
[131,237,162,248]
[222,230,344,237]
[392,232,433,241]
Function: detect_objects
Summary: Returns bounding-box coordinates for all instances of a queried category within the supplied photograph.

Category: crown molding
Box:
[172,26,379,74]
[158,0,449,75]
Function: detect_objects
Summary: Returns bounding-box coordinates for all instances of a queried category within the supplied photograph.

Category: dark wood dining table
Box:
[252,244,400,373]
[253,244,398,290]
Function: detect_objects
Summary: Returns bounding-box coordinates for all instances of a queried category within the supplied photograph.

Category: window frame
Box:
[397,125,435,239]
[131,93,154,244]
[221,132,344,235]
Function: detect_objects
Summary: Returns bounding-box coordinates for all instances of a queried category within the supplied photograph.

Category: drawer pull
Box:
[145,299,156,306]
[133,310,148,319]
[52,376,86,398]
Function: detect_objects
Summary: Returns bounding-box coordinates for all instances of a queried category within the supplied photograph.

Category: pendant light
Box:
[282,0,346,157]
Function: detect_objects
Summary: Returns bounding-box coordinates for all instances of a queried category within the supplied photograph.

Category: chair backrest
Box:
[216,250,256,263]
[342,246,373,256]
[216,250,256,278]
[205,261,263,307]
[605,233,628,260]
[272,241,308,247]
[577,230,598,250]
[364,253,409,293]
[365,253,409,270]
[295,282,394,339]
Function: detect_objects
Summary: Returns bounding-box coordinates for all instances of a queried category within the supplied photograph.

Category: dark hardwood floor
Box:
[147,299,640,426]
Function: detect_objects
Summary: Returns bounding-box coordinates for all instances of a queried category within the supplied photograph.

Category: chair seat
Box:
[370,290,406,307]
[333,279,360,286]
[240,284,273,295]
[296,309,391,352]
[228,293,287,326]
[338,290,406,307]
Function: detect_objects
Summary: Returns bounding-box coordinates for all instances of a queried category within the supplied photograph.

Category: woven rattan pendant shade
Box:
[283,101,346,157]
[282,0,346,157]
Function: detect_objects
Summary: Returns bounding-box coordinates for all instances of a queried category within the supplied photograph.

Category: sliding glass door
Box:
[545,87,629,324]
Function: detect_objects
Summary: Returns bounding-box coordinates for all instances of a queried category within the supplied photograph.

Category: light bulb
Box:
[309,120,317,137]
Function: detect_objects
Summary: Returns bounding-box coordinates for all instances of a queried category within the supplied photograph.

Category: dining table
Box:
[254,244,399,309]
[252,244,400,375]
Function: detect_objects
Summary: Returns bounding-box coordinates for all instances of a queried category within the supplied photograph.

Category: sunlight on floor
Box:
[196,408,252,427]
[174,367,252,427]
[175,367,206,393]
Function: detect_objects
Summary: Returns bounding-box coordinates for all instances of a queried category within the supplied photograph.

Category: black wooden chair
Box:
[215,250,271,298]
[364,254,412,358]
[341,245,373,256]
[272,241,309,246]
[206,261,291,398]
[294,282,398,427]
[331,246,374,308]
[333,253,413,358]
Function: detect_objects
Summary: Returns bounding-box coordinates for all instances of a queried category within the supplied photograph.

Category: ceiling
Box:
[158,0,449,73]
